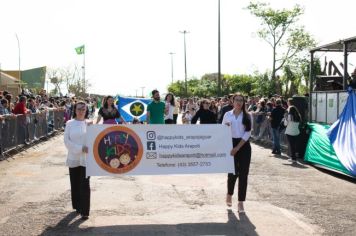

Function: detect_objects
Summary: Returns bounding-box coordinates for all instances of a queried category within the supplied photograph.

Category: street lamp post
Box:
[217,0,222,97]
[179,30,189,97]
[169,52,175,84]
[15,33,21,91]
[140,86,145,98]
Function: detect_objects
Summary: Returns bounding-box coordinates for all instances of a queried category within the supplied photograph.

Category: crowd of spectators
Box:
[178,94,303,161]
[0,89,97,121]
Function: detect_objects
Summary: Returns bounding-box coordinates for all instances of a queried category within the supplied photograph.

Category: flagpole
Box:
[83,46,86,96]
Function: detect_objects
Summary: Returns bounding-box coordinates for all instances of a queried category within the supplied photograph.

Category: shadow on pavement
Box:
[312,166,356,184]
[40,209,258,236]
[282,162,308,169]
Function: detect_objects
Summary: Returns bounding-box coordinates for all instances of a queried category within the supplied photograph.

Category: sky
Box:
[0,0,356,96]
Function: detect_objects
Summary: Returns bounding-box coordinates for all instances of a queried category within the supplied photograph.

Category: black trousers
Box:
[69,166,90,216]
[227,138,251,201]
[286,134,299,160]
[165,119,174,124]
[173,114,178,124]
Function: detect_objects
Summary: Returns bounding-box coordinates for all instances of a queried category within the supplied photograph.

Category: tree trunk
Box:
[272,46,282,95]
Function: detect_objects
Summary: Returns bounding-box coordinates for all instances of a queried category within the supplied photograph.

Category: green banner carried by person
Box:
[75,45,85,55]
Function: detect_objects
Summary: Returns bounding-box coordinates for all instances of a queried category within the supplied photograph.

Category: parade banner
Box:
[86,124,234,176]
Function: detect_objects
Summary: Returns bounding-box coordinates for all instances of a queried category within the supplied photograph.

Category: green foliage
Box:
[247,1,315,95]
[167,72,275,98]
[250,72,274,96]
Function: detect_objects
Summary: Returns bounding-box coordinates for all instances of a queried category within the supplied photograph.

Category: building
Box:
[0,71,21,96]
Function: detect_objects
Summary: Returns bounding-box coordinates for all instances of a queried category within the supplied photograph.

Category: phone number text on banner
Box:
[86,124,234,176]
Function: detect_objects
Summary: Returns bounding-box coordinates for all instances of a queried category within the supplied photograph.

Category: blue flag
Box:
[327,88,356,176]
[117,96,151,122]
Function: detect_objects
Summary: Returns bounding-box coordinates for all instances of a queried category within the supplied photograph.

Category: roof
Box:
[0,71,20,84]
[310,36,356,53]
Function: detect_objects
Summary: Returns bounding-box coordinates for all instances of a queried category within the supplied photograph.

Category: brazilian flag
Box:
[75,45,85,55]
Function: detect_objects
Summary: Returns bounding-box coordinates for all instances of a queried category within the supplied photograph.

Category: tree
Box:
[251,72,274,96]
[46,67,64,96]
[247,1,315,94]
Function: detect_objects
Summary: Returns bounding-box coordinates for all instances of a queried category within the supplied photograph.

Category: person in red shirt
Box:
[13,96,29,115]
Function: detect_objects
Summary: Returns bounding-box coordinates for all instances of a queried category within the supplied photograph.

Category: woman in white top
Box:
[64,101,91,220]
[164,93,175,124]
[222,93,252,213]
[284,98,302,163]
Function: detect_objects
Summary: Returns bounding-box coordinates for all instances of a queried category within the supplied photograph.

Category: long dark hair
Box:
[103,96,116,109]
[199,99,210,110]
[165,93,175,106]
[72,101,89,119]
[289,106,301,122]
[288,98,301,122]
[233,93,251,131]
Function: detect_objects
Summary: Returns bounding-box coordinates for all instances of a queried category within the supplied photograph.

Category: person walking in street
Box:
[64,101,91,220]
[164,93,175,124]
[222,93,252,213]
[147,90,165,124]
[270,99,285,155]
[284,98,302,163]
[95,96,126,124]
[191,99,217,124]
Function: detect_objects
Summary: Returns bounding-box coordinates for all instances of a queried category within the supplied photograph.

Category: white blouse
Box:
[284,114,300,136]
[64,119,87,168]
[222,110,251,141]
[165,103,175,120]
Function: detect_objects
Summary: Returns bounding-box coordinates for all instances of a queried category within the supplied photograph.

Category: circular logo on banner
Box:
[93,126,143,174]
[130,102,145,116]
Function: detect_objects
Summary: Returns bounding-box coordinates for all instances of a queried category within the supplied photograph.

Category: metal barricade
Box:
[47,109,54,134]
[36,112,48,139]
[16,114,28,145]
[251,112,288,147]
[53,109,65,131]
[1,116,18,152]
[0,109,66,157]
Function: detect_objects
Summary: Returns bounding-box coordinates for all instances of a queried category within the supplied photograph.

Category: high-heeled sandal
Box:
[238,202,245,213]
[226,194,232,207]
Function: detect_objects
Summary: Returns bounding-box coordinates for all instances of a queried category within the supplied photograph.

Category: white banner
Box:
[86,124,234,176]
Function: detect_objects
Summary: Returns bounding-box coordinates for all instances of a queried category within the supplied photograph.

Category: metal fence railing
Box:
[0,109,65,158]
[250,113,288,147]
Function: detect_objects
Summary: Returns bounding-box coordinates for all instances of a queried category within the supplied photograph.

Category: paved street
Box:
[0,134,355,236]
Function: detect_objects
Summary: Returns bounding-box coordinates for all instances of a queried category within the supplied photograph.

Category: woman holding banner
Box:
[222,93,252,213]
[64,101,91,220]
[96,96,127,124]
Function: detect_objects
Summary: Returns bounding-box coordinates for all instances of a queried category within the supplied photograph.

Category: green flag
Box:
[75,45,85,55]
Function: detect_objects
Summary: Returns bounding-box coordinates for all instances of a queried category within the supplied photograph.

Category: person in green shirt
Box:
[147,90,165,124]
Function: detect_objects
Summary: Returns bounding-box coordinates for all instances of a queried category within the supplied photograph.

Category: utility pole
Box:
[179,30,189,97]
[169,52,175,84]
[217,0,222,96]
[140,86,145,98]
[15,33,21,91]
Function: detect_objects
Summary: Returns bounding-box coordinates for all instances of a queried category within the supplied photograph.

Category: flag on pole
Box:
[117,96,151,122]
[75,45,85,55]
